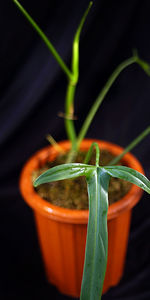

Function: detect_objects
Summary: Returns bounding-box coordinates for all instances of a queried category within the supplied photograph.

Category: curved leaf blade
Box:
[72,1,93,82]
[33,163,95,187]
[13,0,73,80]
[80,168,110,300]
[109,126,150,165]
[104,166,150,194]
[77,56,136,146]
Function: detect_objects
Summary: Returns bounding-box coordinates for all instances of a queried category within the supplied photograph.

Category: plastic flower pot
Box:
[20,139,144,297]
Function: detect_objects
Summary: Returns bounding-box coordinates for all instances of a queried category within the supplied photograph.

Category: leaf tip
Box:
[13,0,19,5]
[33,179,38,188]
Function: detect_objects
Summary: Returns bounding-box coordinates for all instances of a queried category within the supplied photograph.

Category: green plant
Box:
[13,1,150,299]
[34,142,150,300]
[13,0,150,161]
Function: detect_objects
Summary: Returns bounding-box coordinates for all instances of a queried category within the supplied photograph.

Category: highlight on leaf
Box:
[104,165,150,194]
[80,168,110,300]
[33,163,95,187]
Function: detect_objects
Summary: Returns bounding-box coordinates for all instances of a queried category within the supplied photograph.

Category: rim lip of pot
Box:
[20,139,144,224]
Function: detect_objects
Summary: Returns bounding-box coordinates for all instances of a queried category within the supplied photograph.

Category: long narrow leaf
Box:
[33,163,95,187]
[77,56,136,147]
[104,166,150,194]
[13,0,73,80]
[80,168,110,300]
[77,52,150,148]
[109,126,150,165]
[72,2,93,83]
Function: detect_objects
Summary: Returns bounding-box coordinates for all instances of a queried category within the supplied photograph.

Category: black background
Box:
[0,0,150,299]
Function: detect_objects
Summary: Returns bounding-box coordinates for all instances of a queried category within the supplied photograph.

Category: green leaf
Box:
[33,163,95,187]
[104,166,150,194]
[84,142,100,166]
[77,53,150,148]
[72,1,93,83]
[109,125,150,165]
[64,2,93,151]
[13,0,73,80]
[80,168,110,300]
[77,56,136,147]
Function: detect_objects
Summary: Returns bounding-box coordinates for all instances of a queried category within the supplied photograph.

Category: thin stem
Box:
[65,2,93,154]
[65,82,77,151]
[84,142,100,167]
[77,51,150,149]
[133,49,150,76]
[77,57,136,148]
[13,0,73,81]
[46,134,65,153]
[109,126,150,165]
[72,2,93,84]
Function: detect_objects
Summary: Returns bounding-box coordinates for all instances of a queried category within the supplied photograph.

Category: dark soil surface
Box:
[32,150,131,210]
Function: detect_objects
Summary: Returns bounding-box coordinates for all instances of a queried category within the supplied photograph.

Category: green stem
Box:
[109,125,150,165]
[65,2,93,155]
[133,49,150,76]
[84,142,100,166]
[65,82,77,151]
[13,0,73,81]
[77,57,136,148]
[72,2,93,84]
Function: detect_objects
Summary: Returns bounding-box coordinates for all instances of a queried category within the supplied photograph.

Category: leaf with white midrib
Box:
[80,168,110,300]
[33,163,95,187]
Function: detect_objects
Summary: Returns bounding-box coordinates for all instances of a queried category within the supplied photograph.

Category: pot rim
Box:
[20,139,143,224]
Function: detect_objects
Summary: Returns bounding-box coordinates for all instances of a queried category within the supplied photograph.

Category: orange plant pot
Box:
[20,139,144,298]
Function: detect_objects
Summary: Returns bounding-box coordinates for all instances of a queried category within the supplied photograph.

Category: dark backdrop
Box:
[0,0,150,299]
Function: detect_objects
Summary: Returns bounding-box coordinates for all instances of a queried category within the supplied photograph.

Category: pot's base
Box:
[34,208,132,298]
